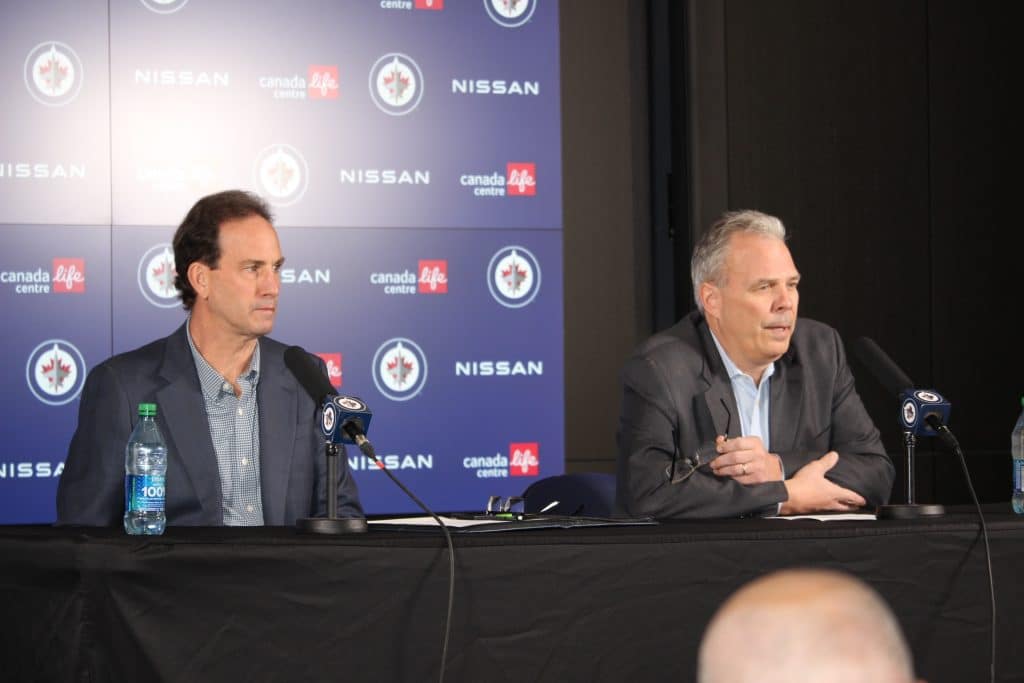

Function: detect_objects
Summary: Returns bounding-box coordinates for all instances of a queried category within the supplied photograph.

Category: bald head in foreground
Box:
[698,568,924,683]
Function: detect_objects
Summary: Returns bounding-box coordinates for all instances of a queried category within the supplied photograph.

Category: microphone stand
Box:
[297,442,369,534]
[876,430,945,519]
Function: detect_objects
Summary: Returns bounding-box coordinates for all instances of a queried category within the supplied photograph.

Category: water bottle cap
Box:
[138,402,157,417]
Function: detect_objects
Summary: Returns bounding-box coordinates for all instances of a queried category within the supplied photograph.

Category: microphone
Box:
[849,337,951,436]
[284,345,368,534]
[321,395,374,451]
[284,345,380,454]
[284,345,337,404]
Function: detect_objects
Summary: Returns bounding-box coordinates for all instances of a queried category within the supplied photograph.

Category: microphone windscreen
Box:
[284,345,337,404]
[849,337,915,397]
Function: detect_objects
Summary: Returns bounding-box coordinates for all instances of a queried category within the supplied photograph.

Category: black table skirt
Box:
[1,505,1020,683]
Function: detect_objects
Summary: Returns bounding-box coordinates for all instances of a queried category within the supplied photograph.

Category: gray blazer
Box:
[616,311,893,518]
[56,324,363,526]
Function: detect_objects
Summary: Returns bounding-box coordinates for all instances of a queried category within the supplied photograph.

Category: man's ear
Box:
[188,261,210,300]
[700,282,719,317]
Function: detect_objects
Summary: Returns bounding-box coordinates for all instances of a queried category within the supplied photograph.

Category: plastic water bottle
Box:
[1013,396,1024,514]
[124,402,167,535]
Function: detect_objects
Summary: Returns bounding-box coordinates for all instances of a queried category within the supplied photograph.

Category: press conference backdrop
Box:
[0,0,563,523]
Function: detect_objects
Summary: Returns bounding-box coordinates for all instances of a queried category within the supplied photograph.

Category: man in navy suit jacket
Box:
[617,210,893,518]
[57,190,363,526]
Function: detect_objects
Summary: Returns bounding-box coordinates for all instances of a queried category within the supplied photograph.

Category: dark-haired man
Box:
[57,190,363,526]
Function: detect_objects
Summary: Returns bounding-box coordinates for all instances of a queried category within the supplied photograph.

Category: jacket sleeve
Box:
[616,354,787,519]
[56,362,134,526]
[818,328,894,507]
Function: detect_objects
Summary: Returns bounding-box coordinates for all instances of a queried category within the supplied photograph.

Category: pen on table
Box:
[539,500,559,514]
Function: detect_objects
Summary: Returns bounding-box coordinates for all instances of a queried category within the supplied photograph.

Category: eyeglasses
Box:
[485,495,525,515]
[665,439,717,485]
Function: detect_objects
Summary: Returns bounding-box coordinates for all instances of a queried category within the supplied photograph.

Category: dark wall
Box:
[561,1,651,474]
[561,1,1015,505]
[678,0,1016,503]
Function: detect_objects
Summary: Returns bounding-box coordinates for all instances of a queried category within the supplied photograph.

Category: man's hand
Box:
[779,451,867,515]
[710,435,784,484]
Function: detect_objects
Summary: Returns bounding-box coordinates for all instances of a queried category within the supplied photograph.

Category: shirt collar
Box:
[708,329,775,386]
[186,318,261,400]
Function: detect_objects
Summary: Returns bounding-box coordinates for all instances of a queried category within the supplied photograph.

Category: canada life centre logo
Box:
[2,258,85,295]
[484,0,537,28]
[138,243,179,308]
[488,245,540,308]
[24,41,83,106]
[372,338,427,401]
[371,259,448,295]
[253,144,309,207]
[369,53,424,116]
[26,339,86,406]
[464,442,540,478]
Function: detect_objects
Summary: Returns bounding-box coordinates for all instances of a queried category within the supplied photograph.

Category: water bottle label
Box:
[1014,460,1024,492]
[125,474,166,512]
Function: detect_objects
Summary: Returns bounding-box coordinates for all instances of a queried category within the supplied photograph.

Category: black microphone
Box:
[321,395,375,453]
[284,345,367,534]
[284,345,337,404]
[850,337,951,436]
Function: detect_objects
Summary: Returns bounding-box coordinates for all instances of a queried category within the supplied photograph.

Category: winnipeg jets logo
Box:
[139,0,190,13]
[337,397,366,412]
[26,339,86,406]
[138,243,180,308]
[254,144,309,207]
[484,0,536,28]
[488,245,541,308]
[24,41,83,106]
[901,399,917,429]
[372,337,428,401]
[321,403,337,436]
[369,53,424,116]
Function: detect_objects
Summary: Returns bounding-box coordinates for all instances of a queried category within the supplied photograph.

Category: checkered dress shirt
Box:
[186,324,265,526]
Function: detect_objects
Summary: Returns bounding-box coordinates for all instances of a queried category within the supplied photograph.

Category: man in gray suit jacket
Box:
[57,190,363,526]
[617,210,893,518]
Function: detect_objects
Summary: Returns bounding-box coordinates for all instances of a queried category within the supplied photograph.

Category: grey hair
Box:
[690,210,787,313]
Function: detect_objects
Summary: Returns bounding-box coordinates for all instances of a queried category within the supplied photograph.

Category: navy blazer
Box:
[57,324,363,526]
[616,311,894,519]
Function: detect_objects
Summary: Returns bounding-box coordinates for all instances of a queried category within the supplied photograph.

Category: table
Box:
[1,506,1020,682]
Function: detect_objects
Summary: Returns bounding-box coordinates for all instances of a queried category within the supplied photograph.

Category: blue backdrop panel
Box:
[0,1,112,225]
[0,0,561,523]
[0,226,113,523]
[108,0,561,229]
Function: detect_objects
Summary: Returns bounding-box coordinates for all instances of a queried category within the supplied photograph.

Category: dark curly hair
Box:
[172,190,273,310]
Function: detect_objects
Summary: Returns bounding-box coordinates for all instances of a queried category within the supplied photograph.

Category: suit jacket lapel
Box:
[156,324,222,523]
[695,318,739,439]
[770,348,804,455]
[257,340,297,525]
